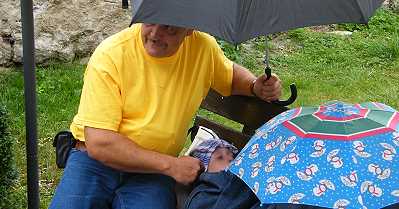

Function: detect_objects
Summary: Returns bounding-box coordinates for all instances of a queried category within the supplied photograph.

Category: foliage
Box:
[337,23,368,32]
[0,63,85,208]
[217,39,241,62]
[367,9,399,33]
[338,9,399,33]
[0,105,20,209]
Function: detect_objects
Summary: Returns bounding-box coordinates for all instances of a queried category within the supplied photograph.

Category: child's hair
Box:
[189,138,238,170]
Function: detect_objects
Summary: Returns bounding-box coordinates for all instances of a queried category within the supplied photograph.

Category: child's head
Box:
[189,138,238,172]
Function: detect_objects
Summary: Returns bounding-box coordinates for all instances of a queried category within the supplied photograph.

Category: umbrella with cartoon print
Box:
[229,101,399,209]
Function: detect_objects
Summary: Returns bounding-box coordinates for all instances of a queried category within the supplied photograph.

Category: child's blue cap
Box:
[189,138,238,170]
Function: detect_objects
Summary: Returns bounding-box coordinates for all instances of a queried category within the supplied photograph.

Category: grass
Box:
[220,9,399,109]
[0,8,398,208]
[0,64,85,208]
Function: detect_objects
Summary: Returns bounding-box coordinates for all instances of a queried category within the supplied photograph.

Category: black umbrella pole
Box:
[20,0,40,208]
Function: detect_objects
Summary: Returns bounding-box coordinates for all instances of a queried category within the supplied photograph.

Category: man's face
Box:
[141,24,193,58]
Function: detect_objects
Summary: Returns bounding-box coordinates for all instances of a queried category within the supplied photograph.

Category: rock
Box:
[0,0,131,66]
[0,35,14,66]
[384,0,399,12]
[0,66,12,72]
[79,57,90,65]
[327,31,353,37]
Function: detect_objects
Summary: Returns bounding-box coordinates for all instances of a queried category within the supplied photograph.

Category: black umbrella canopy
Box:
[131,0,383,45]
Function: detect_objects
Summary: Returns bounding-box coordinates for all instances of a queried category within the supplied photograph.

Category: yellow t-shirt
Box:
[70,24,233,156]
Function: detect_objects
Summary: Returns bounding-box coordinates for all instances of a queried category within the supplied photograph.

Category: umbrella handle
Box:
[265,67,297,106]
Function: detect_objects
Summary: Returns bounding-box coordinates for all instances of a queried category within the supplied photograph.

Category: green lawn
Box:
[0,64,85,208]
[0,8,398,208]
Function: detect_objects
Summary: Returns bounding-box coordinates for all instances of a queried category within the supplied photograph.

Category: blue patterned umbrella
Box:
[229,101,399,209]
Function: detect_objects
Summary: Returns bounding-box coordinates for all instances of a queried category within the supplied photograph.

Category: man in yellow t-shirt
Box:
[49,23,282,209]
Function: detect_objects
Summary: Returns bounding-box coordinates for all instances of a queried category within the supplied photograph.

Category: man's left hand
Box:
[252,73,282,102]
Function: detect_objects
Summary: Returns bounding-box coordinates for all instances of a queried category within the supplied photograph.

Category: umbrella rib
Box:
[305,126,390,137]
[354,0,367,23]
[286,116,396,140]
[233,0,241,44]
[388,112,399,128]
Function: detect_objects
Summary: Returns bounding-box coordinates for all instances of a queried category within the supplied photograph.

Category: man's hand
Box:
[85,127,203,182]
[231,63,282,101]
[253,73,282,102]
[165,156,203,185]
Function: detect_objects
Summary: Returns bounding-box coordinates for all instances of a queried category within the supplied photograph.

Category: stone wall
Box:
[0,0,397,67]
[0,0,130,67]
[389,0,399,12]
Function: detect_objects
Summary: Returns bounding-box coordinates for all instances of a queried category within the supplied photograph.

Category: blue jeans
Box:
[184,171,263,209]
[184,171,329,209]
[49,149,176,209]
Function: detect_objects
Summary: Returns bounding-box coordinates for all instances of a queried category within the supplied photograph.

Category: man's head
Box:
[141,24,193,58]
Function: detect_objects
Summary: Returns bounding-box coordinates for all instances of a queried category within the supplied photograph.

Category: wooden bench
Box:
[176,89,290,209]
[191,89,289,149]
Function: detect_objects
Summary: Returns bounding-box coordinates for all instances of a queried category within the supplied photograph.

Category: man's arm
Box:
[231,63,282,101]
[84,127,202,185]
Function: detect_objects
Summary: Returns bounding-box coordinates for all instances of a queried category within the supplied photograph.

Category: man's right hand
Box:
[166,156,203,185]
[85,127,204,184]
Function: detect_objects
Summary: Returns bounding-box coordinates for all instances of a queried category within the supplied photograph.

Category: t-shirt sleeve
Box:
[209,39,234,96]
[73,48,122,132]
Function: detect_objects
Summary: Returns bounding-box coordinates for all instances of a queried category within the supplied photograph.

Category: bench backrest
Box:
[177,90,290,209]
[193,89,289,149]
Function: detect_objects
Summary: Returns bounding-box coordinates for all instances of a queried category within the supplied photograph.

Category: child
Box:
[188,137,238,172]
[175,135,239,209]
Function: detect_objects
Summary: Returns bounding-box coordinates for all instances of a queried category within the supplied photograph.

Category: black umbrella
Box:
[131,0,383,106]
[20,0,39,208]
[131,0,383,45]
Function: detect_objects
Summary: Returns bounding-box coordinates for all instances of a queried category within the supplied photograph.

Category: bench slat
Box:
[193,115,250,149]
[200,90,289,135]
[193,90,290,149]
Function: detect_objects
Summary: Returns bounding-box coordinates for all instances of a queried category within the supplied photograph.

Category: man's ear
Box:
[185,29,194,36]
